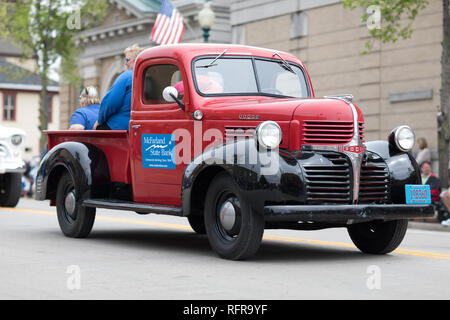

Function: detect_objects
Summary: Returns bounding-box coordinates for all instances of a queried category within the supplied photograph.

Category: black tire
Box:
[204,172,264,260]
[187,214,206,234]
[348,219,408,254]
[56,172,96,238]
[0,173,21,207]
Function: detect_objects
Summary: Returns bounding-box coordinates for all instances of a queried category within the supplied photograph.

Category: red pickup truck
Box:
[36,44,433,260]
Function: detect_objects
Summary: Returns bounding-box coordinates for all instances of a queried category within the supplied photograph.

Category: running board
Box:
[82,199,183,216]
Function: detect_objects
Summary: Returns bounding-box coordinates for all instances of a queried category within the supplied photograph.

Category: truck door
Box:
[130,59,192,206]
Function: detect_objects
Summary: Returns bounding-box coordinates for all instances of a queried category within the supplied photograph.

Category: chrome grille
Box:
[358,154,390,203]
[0,145,8,158]
[225,127,255,141]
[359,122,365,143]
[303,152,352,204]
[302,121,354,145]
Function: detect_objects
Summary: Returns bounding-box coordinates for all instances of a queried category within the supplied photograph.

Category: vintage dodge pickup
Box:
[36,44,433,260]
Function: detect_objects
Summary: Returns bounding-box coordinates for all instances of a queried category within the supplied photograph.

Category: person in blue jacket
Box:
[94,44,143,130]
[69,86,101,130]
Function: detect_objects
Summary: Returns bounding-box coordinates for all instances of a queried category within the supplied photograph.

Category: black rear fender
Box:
[35,142,110,201]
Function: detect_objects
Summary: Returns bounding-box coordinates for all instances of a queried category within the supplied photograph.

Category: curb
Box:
[408,221,450,232]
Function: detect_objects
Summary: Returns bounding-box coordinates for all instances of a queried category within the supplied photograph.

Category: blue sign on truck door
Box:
[141,134,176,169]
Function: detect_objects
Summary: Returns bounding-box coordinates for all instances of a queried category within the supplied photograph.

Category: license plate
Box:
[405,184,431,204]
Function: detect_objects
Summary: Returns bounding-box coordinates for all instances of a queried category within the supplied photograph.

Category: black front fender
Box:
[181,140,305,216]
[35,142,110,201]
[365,140,420,203]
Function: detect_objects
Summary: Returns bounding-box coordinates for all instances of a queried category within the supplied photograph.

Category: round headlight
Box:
[255,121,282,149]
[11,135,23,146]
[391,125,415,152]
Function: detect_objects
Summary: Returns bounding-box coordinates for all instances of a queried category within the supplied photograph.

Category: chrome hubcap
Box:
[64,191,76,219]
[219,200,236,232]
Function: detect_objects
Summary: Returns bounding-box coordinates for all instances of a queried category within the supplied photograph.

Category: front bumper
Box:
[0,164,25,174]
[264,204,434,223]
[0,158,25,174]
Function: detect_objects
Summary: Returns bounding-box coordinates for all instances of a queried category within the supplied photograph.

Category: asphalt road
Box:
[1,198,449,300]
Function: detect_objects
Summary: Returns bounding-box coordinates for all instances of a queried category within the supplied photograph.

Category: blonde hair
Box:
[124,43,143,60]
[79,86,100,107]
[417,137,428,149]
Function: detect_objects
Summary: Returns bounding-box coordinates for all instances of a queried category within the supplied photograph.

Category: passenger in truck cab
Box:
[195,72,223,94]
[94,44,143,130]
[68,86,100,130]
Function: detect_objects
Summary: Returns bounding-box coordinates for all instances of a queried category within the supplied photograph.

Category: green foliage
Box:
[0,0,108,85]
[0,0,107,147]
[342,0,430,53]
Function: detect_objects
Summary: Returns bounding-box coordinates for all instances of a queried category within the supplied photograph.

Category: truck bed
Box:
[45,130,132,185]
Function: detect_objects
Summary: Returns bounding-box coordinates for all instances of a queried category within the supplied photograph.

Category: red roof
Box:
[136,43,304,67]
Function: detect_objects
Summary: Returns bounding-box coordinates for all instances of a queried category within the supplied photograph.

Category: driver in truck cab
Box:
[94,44,143,130]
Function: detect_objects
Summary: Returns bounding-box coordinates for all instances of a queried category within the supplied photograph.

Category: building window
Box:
[2,92,16,121]
[232,25,246,44]
[114,13,120,24]
[290,12,308,39]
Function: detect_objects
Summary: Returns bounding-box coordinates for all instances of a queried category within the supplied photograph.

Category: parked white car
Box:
[0,125,26,207]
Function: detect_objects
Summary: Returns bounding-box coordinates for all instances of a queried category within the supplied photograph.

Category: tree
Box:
[343,0,450,188]
[0,0,108,150]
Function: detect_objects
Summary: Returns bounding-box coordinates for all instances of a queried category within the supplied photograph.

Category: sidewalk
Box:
[409,219,450,232]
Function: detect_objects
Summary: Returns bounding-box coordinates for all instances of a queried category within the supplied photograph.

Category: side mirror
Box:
[162,86,185,112]
[162,86,179,103]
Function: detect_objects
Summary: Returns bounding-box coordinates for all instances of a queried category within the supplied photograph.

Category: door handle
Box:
[132,124,141,129]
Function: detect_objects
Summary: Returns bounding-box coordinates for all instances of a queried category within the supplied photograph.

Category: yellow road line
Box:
[263,234,450,260]
[2,206,450,260]
[1,207,192,231]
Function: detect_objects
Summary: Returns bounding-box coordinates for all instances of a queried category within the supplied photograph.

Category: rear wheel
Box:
[0,173,21,207]
[56,172,96,238]
[348,219,408,254]
[204,173,264,260]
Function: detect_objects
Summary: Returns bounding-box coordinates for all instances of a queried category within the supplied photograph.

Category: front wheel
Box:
[187,214,206,234]
[347,219,408,254]
[0,173,21,207]
[204,172,264,260]
[56,172,96,238]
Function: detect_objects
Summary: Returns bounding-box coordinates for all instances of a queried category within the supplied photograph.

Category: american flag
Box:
[151,0,185,45]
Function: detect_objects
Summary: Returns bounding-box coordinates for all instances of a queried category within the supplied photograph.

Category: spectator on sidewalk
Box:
[415,137,431,166]
[439,190,450,226]
[420,161,440,204]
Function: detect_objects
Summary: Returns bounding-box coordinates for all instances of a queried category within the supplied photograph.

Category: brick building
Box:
[60,0,443,166]
[231,0,442,152]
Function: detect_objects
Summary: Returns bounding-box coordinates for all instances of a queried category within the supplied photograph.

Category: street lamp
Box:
[198,0,215,43]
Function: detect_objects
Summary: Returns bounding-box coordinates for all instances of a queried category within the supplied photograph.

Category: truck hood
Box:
[200,97,304,122]
[200,97,361,124]
[199,97,363,150]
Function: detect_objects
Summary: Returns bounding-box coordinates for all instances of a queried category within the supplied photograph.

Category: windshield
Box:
[193,56,309,98]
